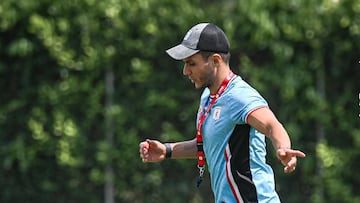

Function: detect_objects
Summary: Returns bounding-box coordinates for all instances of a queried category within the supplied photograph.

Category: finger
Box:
[284,165,296,173]
[139,141,151,161]
[147,139,160,148]
[287,157,297,167]
[276,148,288,157]
[140,149,148,158]
[139,142,149,155]
[286,150,306,159]
[291,150,306,158]
[141,146,148,153]
[139,145,146,154]
[284,164,295,173]
[279,148,306,158]
[284,157,297,173]
[141,154,150,163]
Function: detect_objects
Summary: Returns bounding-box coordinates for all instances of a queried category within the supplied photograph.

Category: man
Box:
[139,23,306,203]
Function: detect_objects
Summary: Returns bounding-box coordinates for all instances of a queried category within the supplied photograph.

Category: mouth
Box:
[189,77,194,83]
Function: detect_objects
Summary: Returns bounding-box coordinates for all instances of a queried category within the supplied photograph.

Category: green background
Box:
[0,0,359,202]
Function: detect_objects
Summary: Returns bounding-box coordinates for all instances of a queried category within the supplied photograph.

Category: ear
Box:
[212,53,222,66]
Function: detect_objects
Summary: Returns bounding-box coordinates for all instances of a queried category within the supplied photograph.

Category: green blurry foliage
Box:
[0,0,359,202]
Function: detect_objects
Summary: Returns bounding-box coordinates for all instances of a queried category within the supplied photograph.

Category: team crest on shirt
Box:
[213,107,222,120]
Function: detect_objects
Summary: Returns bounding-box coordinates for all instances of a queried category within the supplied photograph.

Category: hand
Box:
[277,148,306,173]
[139,139,166,163]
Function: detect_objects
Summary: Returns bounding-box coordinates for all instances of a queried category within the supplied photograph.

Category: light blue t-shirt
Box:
[197,76,281,203]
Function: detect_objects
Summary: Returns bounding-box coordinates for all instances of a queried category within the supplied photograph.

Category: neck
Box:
[209,68,232,95]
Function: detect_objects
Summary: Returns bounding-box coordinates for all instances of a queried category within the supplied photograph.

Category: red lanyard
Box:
[196,71,236,187]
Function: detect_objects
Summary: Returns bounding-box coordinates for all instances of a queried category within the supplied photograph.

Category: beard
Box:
[197,63,216,89]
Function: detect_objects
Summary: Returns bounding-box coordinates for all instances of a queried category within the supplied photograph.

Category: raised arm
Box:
[139,138,197,163]
[246,107,306,173]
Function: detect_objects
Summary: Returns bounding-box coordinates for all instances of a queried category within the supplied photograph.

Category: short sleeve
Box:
[228,81,268,124]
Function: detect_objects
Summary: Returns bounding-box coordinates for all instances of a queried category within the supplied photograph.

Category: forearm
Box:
[246,107,305,173]
[247,107,291,150]
[267,122,292,150]
[168,138,197,159]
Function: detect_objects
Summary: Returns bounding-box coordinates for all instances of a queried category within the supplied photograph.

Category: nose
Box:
[183,64,190,76]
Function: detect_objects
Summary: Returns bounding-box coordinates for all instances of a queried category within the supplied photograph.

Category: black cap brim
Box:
[166,44,200,60]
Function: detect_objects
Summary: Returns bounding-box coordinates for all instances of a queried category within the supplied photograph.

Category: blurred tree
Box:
[0,0,359,202]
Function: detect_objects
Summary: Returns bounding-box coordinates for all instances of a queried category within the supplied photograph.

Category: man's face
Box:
[182,53,216,89]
